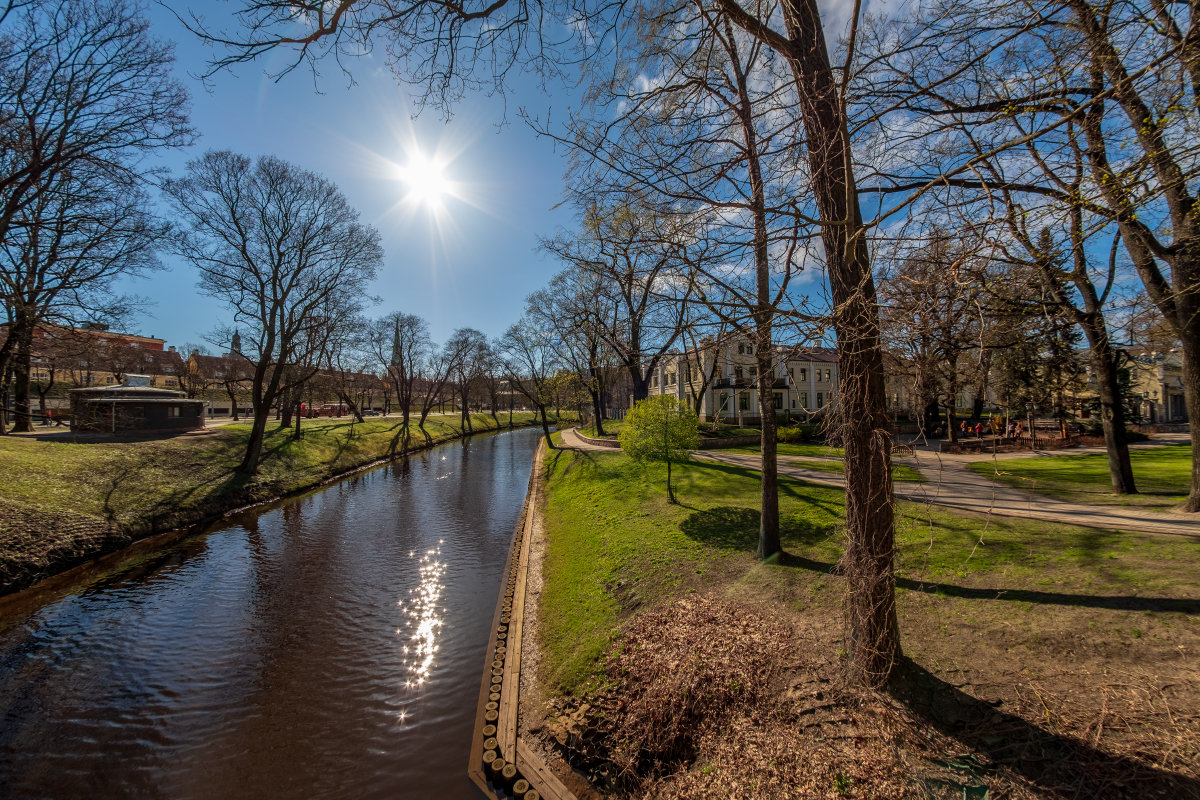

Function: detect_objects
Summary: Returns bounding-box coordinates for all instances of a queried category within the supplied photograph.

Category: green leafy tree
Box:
[619,396,699,503]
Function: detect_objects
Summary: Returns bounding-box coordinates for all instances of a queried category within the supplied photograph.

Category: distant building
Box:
[647,338,840,424]
[1,323,187,391]
[1129,350,1188,424]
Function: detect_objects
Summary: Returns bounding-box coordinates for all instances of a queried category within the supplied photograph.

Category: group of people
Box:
[930,418,1027,439]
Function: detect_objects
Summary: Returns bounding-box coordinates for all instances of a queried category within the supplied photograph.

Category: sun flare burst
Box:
[398,150,451,209]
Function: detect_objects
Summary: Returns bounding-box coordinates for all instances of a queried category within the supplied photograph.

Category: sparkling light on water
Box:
[395,545,447,717]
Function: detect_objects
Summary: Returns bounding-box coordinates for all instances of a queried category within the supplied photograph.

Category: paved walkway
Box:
[558,428,1198,537]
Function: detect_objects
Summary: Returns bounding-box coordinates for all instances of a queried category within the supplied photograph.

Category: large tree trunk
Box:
[238,413,270,476]
[1082,326,1136,494]
[591,387,606,436]
[11,323,34,433]
[538,405,555,449]
[461,384,473,433]
[1180,333,1200,511]
[756,344,781,558]
[776,0,900,684]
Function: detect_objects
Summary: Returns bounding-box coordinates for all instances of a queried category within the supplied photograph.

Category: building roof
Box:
[189,352,253,380]
[784,346,839,363]
[70,385,189,399]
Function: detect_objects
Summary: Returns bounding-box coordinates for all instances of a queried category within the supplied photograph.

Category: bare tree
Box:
[368,311,431,437]
[879,233,995,442]
[164,151,382,476]
[868,0,1200,509]
[412,332,474,439]
[0,0,191,431]
[709,0,901,683]
[501,309,564,448]
[445,327,488,433]
[551,0,823,560]
[541,200,694,404]
[529,268,615,434]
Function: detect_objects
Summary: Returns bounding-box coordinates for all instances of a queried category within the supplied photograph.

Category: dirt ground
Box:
[523,562,1200,799]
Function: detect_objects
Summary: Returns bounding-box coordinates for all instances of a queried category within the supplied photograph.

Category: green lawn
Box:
[537,438,1200,695]
[579,420,623,438]
[580,421,761,440]
[716,443,921,481]
[722,442,845,458]
[0,412,550,592]
[968,445,1194,509]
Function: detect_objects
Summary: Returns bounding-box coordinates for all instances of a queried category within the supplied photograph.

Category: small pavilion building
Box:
[69,375,205,434]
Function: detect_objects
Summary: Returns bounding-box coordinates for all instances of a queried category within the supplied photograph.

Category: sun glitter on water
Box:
[395,544,447,720]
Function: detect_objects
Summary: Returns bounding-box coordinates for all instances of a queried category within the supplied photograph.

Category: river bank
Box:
[0,412,552,596]
[522,433,1200,799]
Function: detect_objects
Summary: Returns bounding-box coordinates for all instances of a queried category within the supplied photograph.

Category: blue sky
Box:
[123,3,576,352]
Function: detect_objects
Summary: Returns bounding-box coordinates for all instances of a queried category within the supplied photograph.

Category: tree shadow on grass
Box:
[893,657,1200,799]
[679,506,1200,614]
[680,506,836,551]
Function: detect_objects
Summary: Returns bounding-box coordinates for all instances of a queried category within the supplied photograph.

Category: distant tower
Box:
[390,323,401,367]
[231,330,242,356]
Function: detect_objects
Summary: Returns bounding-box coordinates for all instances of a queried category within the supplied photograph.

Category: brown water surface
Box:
[0,427,542,799]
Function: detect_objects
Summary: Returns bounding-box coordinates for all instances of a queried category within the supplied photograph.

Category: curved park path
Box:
[558,428,1198,538]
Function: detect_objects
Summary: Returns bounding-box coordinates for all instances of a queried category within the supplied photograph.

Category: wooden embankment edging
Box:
[468,439,575,800]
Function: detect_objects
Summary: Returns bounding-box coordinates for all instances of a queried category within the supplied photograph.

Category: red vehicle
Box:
[316,403,347,417]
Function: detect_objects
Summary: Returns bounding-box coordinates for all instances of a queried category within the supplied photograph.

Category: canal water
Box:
[0,427,542,799]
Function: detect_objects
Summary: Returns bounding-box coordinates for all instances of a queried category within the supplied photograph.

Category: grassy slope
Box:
[538,438,1200,695]
[0,412,546,592]
[967,445,1193,508]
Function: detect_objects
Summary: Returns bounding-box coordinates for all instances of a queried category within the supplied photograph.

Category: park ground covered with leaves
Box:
[529,437,1200,798]
[0,412,546,594]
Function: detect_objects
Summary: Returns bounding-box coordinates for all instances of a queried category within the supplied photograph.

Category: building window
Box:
[817,392,824,409]
[739,393,749,411]
[105,376,114,384]
[169,406,181,418]
[166,379,177,387]
[719,392,728,411]
[801,392,808,409]
[774,393,783,409]
[791,396,797,408]
[749,366,757,380]
[800,368,807,382]
[747,344,754,355]
[651,374,658,388]
[825,369,832,382]
[737,344,745,354]
[734,366,744,381]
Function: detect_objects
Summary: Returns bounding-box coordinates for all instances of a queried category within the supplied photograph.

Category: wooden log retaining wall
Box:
[468,440,575,800]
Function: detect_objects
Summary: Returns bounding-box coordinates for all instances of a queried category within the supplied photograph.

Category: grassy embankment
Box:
[0,412,549,593]
[968,444,1193,509]
[535,437,1200,796]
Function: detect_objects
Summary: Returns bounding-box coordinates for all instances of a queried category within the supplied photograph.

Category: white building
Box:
[647,339,839,424]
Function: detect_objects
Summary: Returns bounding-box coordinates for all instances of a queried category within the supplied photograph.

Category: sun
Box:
[399,151,449,208]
